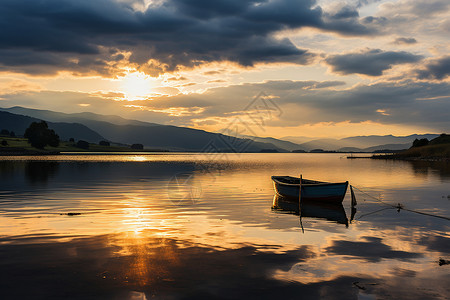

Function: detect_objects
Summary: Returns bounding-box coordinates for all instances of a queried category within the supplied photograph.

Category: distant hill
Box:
[296,138,345,151]
[340,134,439,149]
[245,136,301,152]
[338,143,411,152]
[361,143,411,152]
[219,130,302,151]
[429,134,450,145]
[0,111,104,143]
[336,147,362,153]
[1,106,440,153]
[280,136,317,144]
[0,107,285,152]
[76,122,287,152]
[292,134,439,151]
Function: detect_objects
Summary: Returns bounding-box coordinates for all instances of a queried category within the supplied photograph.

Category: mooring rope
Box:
[350,185,450,221]
[356,207,393,220]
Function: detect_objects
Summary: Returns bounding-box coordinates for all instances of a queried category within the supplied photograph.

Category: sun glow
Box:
[120,72,155,101]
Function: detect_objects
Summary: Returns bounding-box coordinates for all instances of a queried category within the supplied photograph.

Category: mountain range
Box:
[0,107,286,152]
[0,106,439,152]
[0,111,104,142]
[227,131,437,152]
[282,134,439,152]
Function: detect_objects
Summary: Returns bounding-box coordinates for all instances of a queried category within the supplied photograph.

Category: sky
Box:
[0,0,449,139]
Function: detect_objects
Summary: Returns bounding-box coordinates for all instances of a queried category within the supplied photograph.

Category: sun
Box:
[120,72,155,100]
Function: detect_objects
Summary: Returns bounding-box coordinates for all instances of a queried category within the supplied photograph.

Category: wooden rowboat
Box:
[271,176,348,204]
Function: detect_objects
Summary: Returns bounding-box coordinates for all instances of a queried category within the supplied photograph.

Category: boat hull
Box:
[272,176,348,204]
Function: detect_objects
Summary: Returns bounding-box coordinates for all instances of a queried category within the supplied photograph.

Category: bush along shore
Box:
[0,137,165,155]
[0,136,169,155]
[372,134,450,161]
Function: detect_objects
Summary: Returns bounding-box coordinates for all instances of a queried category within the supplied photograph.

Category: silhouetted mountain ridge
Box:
[0,107,285,152]
[0,111,104,142]
[0,106,440,152]
[287,134,439,151]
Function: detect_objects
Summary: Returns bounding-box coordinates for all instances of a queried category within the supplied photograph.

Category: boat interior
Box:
[273,176,325,185]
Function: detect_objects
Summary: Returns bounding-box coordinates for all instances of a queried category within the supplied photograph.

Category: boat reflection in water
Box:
[272,195,349,227]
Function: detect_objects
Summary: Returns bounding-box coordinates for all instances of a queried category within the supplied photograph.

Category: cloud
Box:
[356,0,383,8]
[415,56,450,80]
[397,0,450,16]
[393,37,418,45]
[378,0,450,19]
[182,82,197,87]
[0,0,385,76]
[329,5,360,19]
[320,3,386,36]
[306,81,346,89]
[203,70,223,76]
[0,79,42,94]
[325,49,423,76]
[376,0,450,39]
[2,78,449,133]
[175,79,450,131]
[167,76,187,81]
[207,80,227,83]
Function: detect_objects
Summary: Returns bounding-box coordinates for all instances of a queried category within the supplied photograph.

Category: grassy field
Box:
[0,136,148,153]
[388,143,450,160]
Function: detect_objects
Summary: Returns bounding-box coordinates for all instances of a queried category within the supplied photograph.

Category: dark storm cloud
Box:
[0,0,382,75]
[245,0,322,27]
[329,5,360,19]
[322,17,381,36]
[415,56,450,80]
[0,48,112,76]
[321,4,386,36]
[326,49,423,76]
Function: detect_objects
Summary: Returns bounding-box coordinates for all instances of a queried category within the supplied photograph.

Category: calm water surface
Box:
[0,153,449,299]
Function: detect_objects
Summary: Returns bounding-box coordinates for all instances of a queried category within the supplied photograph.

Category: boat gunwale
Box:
[271,176,348,187]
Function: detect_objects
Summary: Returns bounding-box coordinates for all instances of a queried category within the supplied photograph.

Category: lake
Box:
[0,153,449,299]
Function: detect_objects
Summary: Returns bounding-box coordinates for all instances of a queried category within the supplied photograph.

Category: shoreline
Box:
[371,154,450,162]
[0,148,60,156]
[346,153,450,162]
